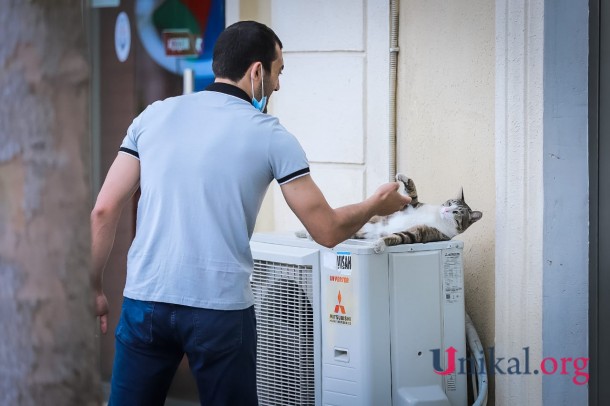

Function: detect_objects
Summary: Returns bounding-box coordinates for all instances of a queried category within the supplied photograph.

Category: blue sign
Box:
[135,0,225,90]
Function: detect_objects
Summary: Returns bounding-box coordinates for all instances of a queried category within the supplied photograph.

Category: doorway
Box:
[89,0,223,402]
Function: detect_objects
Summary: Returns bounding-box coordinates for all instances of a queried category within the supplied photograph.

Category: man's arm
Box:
[280,175,411,248]
[91,153,140,334]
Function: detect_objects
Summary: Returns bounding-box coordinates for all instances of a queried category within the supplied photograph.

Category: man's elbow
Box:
[90,203,117,225]
[308,231,343,249]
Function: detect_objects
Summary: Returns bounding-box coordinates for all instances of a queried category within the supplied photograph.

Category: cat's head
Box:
[440,188,483,234]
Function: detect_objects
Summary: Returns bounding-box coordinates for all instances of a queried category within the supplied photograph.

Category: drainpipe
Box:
[389,0,400,181]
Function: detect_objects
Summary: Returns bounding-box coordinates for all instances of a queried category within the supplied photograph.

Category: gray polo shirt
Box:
[119,83,309,310]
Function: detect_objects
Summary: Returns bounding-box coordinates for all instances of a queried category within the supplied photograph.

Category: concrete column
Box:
[0,1,100,403]
[495,0,544,404]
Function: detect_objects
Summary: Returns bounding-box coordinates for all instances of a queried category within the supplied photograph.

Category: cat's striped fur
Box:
[354,174,482,253]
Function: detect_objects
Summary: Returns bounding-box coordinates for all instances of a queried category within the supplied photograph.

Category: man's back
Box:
[121,86,308,310]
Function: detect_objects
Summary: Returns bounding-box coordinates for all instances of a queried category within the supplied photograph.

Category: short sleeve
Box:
[118,115,141,160]
[269,125,310,185]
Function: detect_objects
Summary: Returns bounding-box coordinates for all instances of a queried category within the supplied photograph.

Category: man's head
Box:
[212,21,283,82]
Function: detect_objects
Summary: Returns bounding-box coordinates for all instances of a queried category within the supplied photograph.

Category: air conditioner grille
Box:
[252,259,315,406]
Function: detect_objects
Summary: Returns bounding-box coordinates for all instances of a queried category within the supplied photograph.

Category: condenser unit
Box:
[251,233,467,406]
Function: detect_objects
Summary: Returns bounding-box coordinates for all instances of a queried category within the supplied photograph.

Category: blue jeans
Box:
[109,297,258,406]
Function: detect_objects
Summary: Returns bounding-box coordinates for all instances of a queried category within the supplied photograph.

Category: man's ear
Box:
[250,61,262,81]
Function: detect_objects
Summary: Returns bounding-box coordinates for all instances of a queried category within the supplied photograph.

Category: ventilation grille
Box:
[252,260,315,406]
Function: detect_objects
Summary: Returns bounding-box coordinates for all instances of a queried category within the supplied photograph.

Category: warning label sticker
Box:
[327,253,354,325]
[442,249,463,304]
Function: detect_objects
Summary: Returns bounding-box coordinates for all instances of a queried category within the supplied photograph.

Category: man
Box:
[91,21,410,405]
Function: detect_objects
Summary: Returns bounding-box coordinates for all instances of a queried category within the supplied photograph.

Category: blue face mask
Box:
[251,66,267,112]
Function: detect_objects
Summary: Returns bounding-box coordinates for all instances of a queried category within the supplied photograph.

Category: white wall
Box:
[245,0,390,232]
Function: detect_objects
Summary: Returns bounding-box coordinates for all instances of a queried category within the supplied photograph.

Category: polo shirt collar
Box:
[205,82,251,104]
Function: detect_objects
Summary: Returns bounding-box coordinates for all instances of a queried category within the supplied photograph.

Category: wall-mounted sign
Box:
[135,0,225,90]
[114,12,131,62]
[163,30,202,57]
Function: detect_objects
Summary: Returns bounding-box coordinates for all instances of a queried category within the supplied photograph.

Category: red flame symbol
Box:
[334,290,346,314]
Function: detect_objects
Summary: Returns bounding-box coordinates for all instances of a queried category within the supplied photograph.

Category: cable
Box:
[465,313,488,406]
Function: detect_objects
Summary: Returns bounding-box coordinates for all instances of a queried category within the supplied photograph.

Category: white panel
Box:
[271,0,364,51]
[270,182,302,233]
[390,251,444,388]
[273,53,365,164]
[440,248,467,406]
[309,164,364,207]
[271,164,365,233]
[320,246,391,405]
[250,241,322,406]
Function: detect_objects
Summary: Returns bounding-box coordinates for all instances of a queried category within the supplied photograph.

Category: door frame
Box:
[589,0,610,404]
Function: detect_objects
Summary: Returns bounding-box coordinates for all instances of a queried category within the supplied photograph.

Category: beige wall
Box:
[397,0,496,397]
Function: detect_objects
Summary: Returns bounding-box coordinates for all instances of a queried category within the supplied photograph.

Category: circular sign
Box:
[135,0,224,85]
[115,12,131,63]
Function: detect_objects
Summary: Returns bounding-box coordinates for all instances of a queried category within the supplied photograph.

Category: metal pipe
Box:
[389,0,400,181]
[466,313,488,406]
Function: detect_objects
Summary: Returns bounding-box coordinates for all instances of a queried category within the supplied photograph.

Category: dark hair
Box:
[212,21,283,82]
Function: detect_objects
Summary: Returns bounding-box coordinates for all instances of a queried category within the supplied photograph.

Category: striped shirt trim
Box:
[277,168,310,185]
[119,147,140,160]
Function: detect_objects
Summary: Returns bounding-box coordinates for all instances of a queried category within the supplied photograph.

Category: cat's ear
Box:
[458,187,464,201]
[471,211,483,223]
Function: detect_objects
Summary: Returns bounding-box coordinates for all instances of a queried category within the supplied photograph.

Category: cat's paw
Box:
[395,173,410,183]
[373,238,386,254]
[395,173,411,194]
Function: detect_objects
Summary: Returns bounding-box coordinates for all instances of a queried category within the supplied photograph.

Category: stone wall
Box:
[0,1,100,404]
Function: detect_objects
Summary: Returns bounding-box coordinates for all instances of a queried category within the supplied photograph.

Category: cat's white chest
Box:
[360,205,456,239]
[386,205,440,232]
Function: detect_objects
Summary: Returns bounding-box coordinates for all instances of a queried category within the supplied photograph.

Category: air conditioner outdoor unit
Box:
[251,233,467,406]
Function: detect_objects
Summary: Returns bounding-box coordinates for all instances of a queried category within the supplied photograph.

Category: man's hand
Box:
[91,153,140,336]
[370,182,412,216]
[95,291,109,335]
[281,175,412,248]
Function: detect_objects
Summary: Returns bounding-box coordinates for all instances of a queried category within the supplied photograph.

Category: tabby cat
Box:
[297,174,483,253]
[356,174,482,253]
